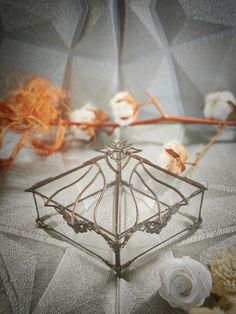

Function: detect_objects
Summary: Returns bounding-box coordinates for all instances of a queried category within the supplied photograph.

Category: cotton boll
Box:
[72,127,92,141]
[157,150,171,169]
[144,141,187,201]
[204,100,232,120]
[204,91,235,120]
[69,104,97,141]
[204,102,215,119]
[205,91,235,105]
[154,151,174,196]
[115,116,135,126]
[165,141,188,161]
[113,101,134,118]
[213,100,233,120]
[110,91,129,106]
[159,141,188,175]
[113,102,136,126]
[109,91,138,126]
[69,105,96,122]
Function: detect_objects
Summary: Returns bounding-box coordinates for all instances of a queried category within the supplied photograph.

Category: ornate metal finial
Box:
[97,140,142,165]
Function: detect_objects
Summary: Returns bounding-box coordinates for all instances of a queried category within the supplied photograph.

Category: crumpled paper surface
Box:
[0,124,235,314]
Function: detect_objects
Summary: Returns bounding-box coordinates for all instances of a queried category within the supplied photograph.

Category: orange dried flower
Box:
[0,78,69,169]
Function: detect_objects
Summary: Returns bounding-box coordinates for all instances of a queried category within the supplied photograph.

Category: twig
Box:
[62,93,236,128]
[146,91,168,117]
[185,162,196,166]
[63,116,236,128]
[0,133,26,171]
[189,125,226,177]
[101,127,116,137]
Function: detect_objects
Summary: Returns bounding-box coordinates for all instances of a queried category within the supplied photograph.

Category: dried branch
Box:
[0,133,26,170]
[1,83,235,172]
[63,116,236,128]
[146,91,168,117]
[189,125,226,177]
[63,94,236,128]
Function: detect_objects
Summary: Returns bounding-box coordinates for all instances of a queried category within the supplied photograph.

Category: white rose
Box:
[204,91,235,120]
[159,257,212,311]
[69,104,96,141]
[109,91,138,126]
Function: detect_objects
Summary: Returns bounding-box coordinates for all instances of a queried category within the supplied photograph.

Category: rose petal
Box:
[159,257,212,311]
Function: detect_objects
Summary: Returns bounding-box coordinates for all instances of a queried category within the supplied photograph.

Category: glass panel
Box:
[30,148,205,270]
[120,192,203,265]
[33,193,115,265]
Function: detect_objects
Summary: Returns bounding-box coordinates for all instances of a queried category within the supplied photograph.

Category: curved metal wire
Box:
[128,162,142,228]
[71,169,101,224]
[133,166,162,222]
[92,162,107,234]
[104,154,118,172]
[45,165,93,206]
[102,140,142,172]
[140,163,188,206]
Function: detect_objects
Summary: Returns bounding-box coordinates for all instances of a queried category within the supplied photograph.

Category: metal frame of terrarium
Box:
[25,141,207,276]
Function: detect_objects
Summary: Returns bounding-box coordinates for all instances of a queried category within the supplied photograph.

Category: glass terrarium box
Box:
[26,141,206,275]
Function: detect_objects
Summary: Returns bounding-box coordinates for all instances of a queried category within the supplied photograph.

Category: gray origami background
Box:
[0,1,236,314]
[0,0,236,115]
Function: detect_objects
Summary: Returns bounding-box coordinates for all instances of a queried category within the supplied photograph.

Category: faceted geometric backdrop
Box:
[0,2,236,314]
[0,0,235,117]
